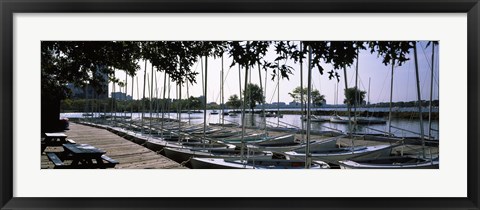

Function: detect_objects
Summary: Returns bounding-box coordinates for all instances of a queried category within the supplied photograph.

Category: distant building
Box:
[271,102,287,107]
[289,101,301,107]
[65,65,109,99]
[66,83,108,99]
[111,92,132,100]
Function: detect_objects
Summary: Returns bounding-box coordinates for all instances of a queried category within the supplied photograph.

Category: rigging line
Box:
[348,64,356,89]
[434,50,440,89]
[136,76,139,118]
[358,76,367,93]
[420,42,440,101]
[268,80,278,104]
[420,42,433,70]
[375,67,389,105]
[420,62,431,100]
[402,61,411,102]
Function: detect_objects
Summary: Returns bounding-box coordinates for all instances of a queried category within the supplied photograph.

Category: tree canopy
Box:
[288,86,326,107]
[243,83,264,112]
[187,96,202,110]
[42,41,418,101]
[226,94,242,110]
[41,41,141,99]
[344,87,366,106]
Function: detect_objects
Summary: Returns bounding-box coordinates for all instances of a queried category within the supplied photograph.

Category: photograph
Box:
[3,1,478,208]
[41,41,439,169]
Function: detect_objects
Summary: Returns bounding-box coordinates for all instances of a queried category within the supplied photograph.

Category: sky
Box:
[109,41,439,105]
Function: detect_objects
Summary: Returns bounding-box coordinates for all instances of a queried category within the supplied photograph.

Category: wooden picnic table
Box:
[42,133,74,152]
[46,144,118,169]
[44,133,68,143]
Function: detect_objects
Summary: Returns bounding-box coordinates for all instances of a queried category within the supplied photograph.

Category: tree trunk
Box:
[41,94,63,135]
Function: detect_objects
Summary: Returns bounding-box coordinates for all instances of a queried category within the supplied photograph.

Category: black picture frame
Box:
[1,0,479,209]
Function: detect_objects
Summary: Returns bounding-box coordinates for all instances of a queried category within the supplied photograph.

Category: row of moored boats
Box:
[79,119,438,169]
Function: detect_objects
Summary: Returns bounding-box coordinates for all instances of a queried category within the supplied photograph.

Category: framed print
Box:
[1,0,479,209]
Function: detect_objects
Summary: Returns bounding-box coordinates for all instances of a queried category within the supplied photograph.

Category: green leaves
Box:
[226,94,242,109]
[343,87,366,106]
[288,86,326,106]
[42,41,419,102]
[369,41,414,66]
[242,83,264,110]
[142,41,203,85]
[41,41,142,99]
[228,41,271,69]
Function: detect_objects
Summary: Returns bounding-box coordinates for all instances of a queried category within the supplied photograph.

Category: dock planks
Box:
[41,123,185,169]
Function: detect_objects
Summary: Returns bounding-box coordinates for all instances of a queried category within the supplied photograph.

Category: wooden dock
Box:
[41,123,186,169]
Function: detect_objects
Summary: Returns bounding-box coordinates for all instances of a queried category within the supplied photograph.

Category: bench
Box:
[66,139,76,144]
[46,152,65,168]
[101,154,119,168]
[101,155,119,164]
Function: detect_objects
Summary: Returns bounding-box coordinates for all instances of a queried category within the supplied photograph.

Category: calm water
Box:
[62,109,439,140]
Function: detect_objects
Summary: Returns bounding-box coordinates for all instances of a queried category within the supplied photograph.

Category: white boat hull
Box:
[164,147,272,167]
[190,158,330,169]
[285,145,393,164]
[338,157,439,169]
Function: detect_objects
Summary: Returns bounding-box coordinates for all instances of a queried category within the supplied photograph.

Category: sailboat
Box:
[249,135,338,153]
[287,144,393,163]
[301,115,328,122]
[338,153,439,169]
[330,114,385,124]
[163,146,273,167]
[329,114,351,123]
[288,43,393,165]
[337,41,439,169]
[259,111,276,117]
[190,157,330,169]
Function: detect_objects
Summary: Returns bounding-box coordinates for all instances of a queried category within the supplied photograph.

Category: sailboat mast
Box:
[368,77,371,105]
[141,60,147,134]
[354,48,359,126]
[156,72,160,120]
[428,43,435,140]
[258,62,266,134]
[240,64,249,164]
[305,45,313,169]
[84,85,88,120]
[178,81,182,137]
[300,42,305,144]
[187,76,191,125]
[388,58,395,135]
[149,65,154,135]
[221,54,224,125]
[136,76,140,125]
[264,63,268,135]
[130,74,134,129]
[249,57,253,126]
[203,55,208,143]
[176,56,182,135]
[413,42,426,158]
[277,60,280,126]
[125,72,128,122]
[343,66,353,139]
[238,65,243,123]
[111,69,116,124]
[161,72,167,138]
[334,80,339,115]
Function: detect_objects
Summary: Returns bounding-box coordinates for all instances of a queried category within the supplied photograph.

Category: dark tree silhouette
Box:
[226,94,242,110]
[243,83,265,114]
[344,87,366,106]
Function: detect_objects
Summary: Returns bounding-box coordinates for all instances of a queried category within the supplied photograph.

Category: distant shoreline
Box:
[62,107,439,120]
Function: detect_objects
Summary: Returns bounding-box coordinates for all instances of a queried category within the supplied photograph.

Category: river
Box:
[61,110,439,140]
